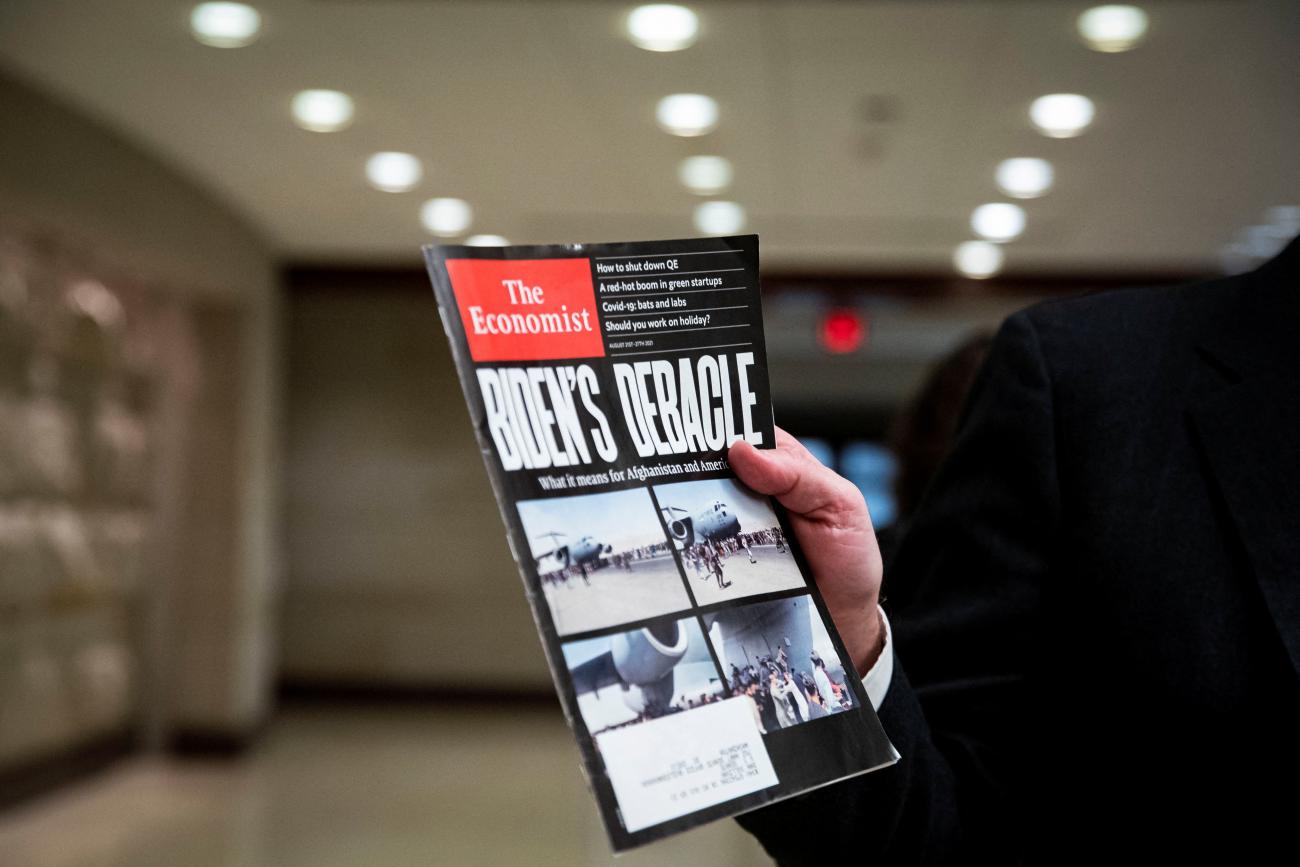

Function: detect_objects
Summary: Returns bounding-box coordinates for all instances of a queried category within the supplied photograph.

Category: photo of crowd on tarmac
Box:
[706,595,855,733]
[654,478,807,606]
[517,487,692,636]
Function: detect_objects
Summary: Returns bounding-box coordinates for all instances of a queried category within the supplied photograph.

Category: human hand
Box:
[728,427,885,676]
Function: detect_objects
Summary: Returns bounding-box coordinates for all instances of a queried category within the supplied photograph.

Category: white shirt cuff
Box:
[861,606,893,711]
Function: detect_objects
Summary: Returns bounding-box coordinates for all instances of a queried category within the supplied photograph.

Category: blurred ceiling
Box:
[0,0,1297,271]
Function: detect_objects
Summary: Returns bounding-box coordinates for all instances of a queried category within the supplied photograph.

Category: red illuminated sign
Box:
[818,308,866,354]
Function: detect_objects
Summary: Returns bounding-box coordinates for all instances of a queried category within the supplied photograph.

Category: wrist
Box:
[846,601,886,678]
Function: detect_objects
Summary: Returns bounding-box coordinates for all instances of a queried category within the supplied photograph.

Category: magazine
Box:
[423,234,897,851]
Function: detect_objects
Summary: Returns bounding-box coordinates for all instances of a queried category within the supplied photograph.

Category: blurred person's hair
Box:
[888,331,994,522]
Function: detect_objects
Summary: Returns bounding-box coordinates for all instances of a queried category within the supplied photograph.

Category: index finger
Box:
[774,426,819,464]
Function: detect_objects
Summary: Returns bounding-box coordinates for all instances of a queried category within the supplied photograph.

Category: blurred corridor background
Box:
[0,1,1297,864]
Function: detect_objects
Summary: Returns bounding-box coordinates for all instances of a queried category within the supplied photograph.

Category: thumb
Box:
[729,439,869,525]
[728,439,800,498]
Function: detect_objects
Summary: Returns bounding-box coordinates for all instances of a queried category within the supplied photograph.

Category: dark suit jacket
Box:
[740,239,1300,864]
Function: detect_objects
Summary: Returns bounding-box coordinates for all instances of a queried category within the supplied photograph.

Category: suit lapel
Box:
[1191,378,1300,677]
[1190,242,1300,677]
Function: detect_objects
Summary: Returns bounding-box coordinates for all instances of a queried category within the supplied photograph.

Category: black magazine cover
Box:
[423,235,897,851]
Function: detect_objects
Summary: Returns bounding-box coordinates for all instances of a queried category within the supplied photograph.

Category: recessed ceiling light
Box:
[626,4,699,52]
[1219,241,1254,276]
[693,201,745,234]
[1241,224,1291,259]
[190,2,261,48]
[421,198,473,237]
[365,152,422,193]
[996,158,1054,199]
[466,235,509,247]
[1265,205,1300,234]
[1078,5,1149,53]
[1029,94,1095,139]
[679,155,733,195]
[954,240,1004,279]
[657,94,718,137]
[291,90,354,133]
[67,280,125,328]
[971,203,1026,243]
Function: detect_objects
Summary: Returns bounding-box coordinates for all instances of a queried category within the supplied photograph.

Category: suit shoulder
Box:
[1015,273,1247,349]
[997,274,1248,382]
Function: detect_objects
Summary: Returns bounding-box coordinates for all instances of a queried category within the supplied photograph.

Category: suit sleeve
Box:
[737,310,1060,864]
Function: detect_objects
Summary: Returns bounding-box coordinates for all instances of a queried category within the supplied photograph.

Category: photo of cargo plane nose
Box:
[654,478,806,606]
[517,488,692,636]
[661,500,752,589]
[661,501,743,548]
[566,618,722,727]
[533,531,613,586]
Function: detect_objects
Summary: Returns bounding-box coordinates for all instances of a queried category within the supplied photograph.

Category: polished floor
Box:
[0,705,770,867]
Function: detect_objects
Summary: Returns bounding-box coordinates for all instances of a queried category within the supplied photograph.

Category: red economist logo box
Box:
[445,257,605,362]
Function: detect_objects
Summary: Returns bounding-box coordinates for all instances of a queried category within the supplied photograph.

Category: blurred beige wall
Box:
[0,70,281,756]
[282,283,550,691]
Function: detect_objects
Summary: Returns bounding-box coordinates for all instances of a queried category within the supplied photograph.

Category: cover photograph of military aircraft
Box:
[706,594,855,732]
[562,617,724,737]
[653,477,806,607]
[517,487,691,636]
